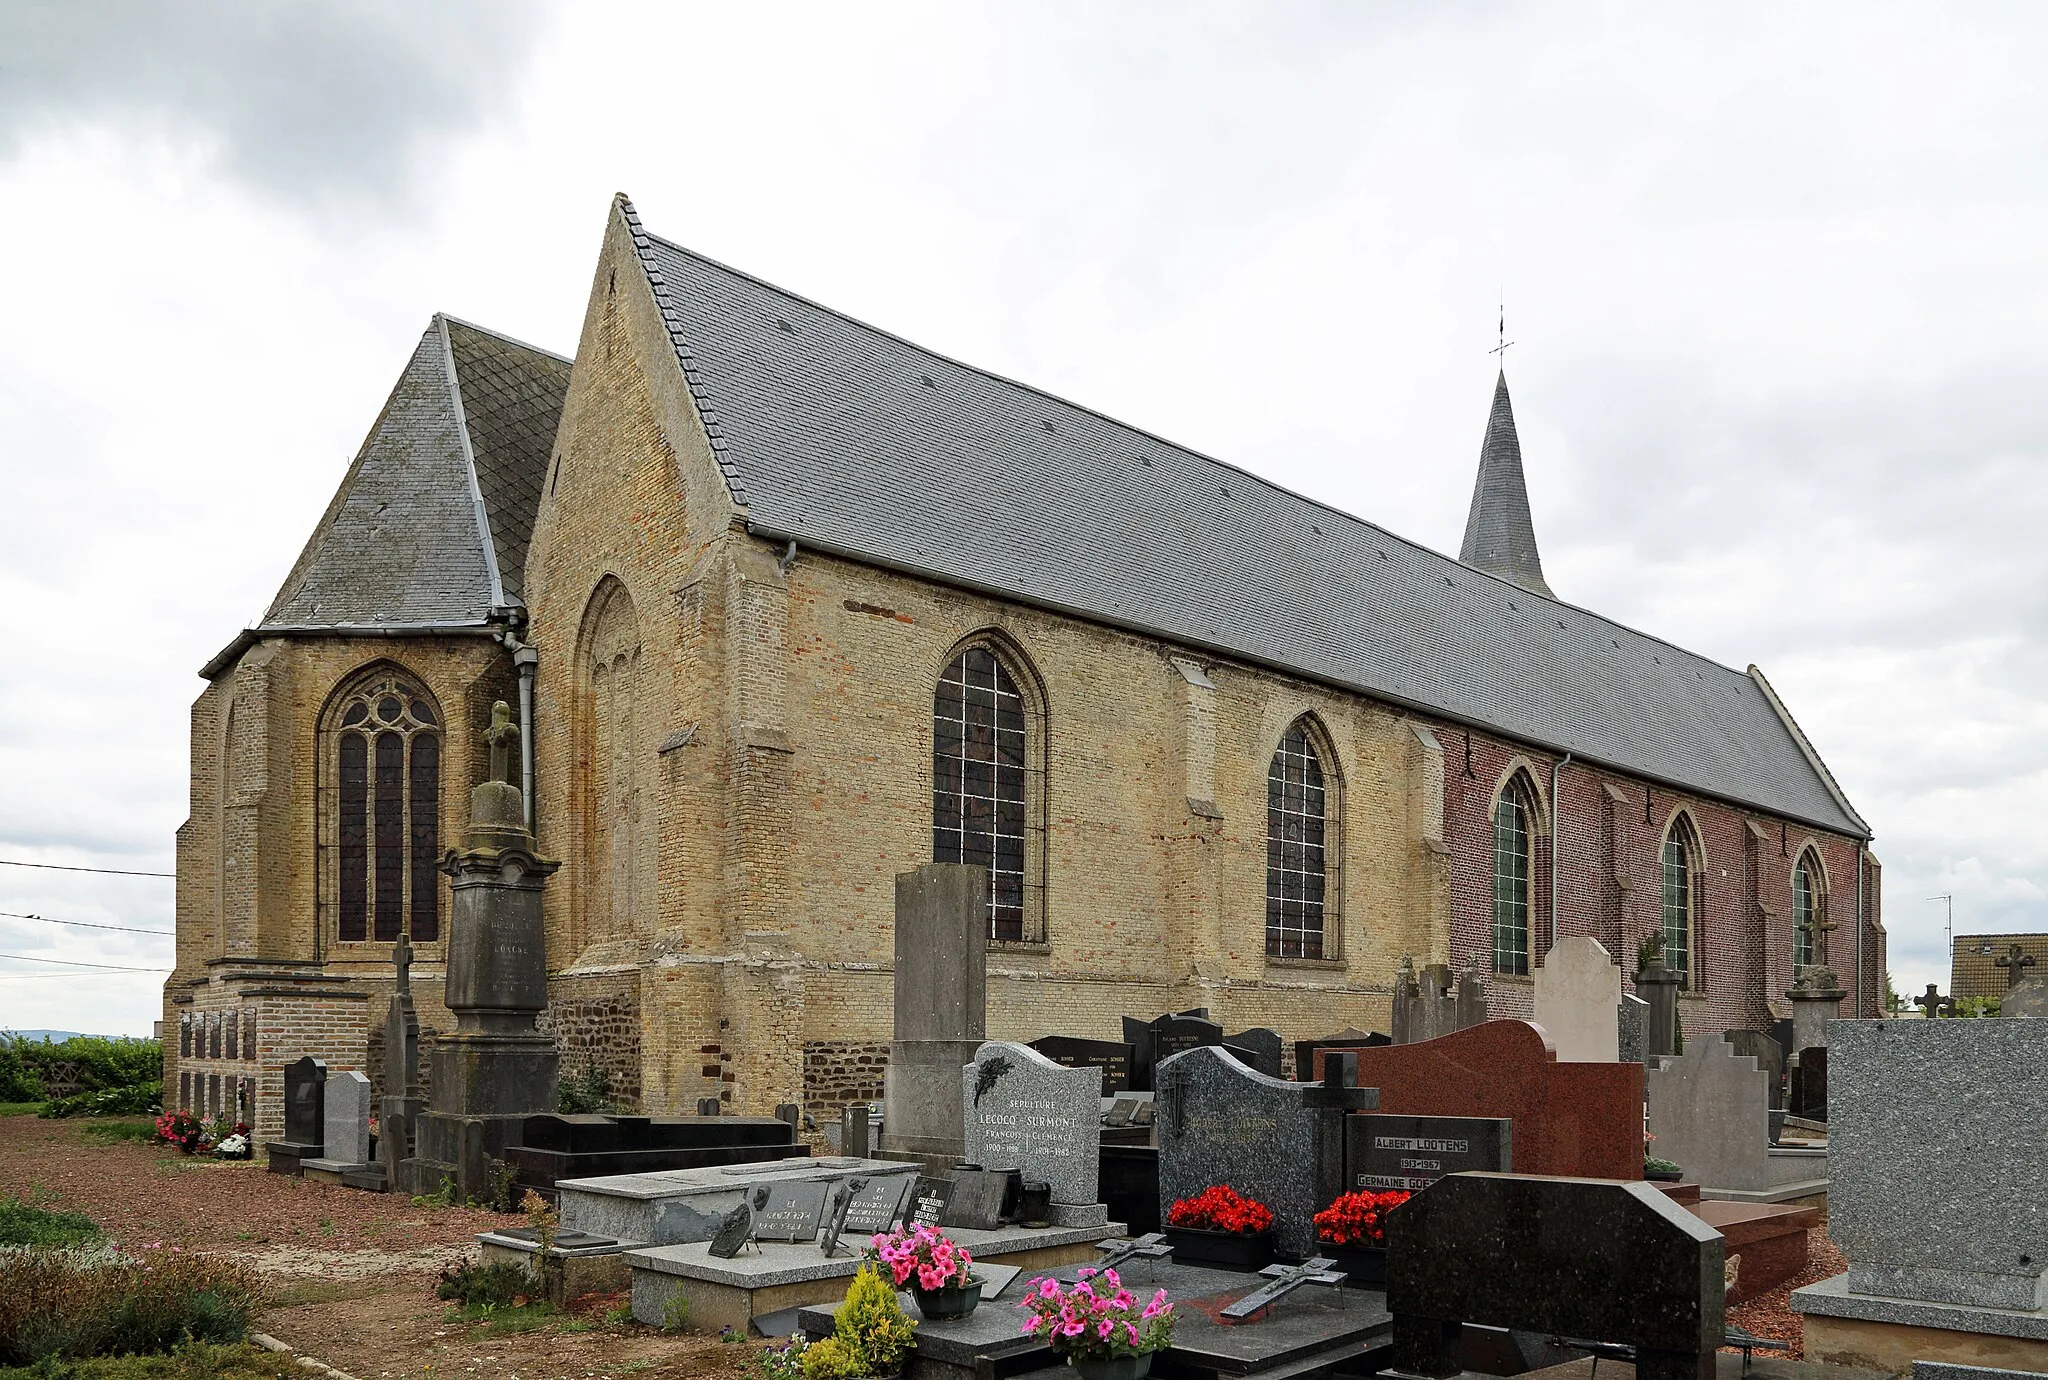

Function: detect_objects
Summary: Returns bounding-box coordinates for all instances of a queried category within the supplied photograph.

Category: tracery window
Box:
[1661,814,1701,986]
[933,647,1030,941]
[1493,772,1537,975]
[1266,721,1331,960]
[329,671,441,943]
[1792,848,1823,970]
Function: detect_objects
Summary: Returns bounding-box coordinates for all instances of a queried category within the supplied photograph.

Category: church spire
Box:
[1459,370,1553,598]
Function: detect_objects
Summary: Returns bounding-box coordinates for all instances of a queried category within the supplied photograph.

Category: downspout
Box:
[1549,752,1572,953]
[515,645,539,834]
[1855,843,1865,1015]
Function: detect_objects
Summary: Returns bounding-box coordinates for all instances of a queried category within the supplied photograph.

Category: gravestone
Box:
[1788,968,1846,1052]
[1346,1114,1512,1192]
[1310,1020,1642,1179]
[1389,1174,1723,1380]
[752,1180,830,1242]
[906,1176,954,1228]
[2003,976,2048,1019]
[1120,1017,1156,1093]
[1531,936,1622,1062]
[940,1169,1008,1231]
[1635,955,1684,1062]
[841,1176,911,1237]
[285,1056,326,1145]
[1027,1035,1134,1095]
[962,1041,1102,1224]
[1104,1097,1138,1128]
[707,1202,754,1258]
[1155,1044,1376,1258]
[1646,1036,1826,1196]
[1150,1012,1224,1068]
[1225,1028,1285,1078]
[378,934,424,1189]
[1790,1046,1827,1120]
[1294,1028,1390,1081]
[400,704,561,1202]
[880,863,986,1164]
[839,1104,871,1159]
[1725,1030,1786,1110]
[1619,994,1649,1063]
[323,1071,373,1165]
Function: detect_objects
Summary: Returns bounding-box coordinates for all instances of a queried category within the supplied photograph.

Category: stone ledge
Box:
[625,1221,1123,1289]
[1793,1273,2048,1341]
[1700,1177,1830,1205]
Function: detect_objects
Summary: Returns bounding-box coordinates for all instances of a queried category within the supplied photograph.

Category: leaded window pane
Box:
[1266,725,1327,959]
[338,731,368,942]
[933,648,1029,942]
[330,674,442,946]
[1663,828,1692,983]
[410,733,440,942]
[1792,855,1814,970]
[1494,784,1530,976]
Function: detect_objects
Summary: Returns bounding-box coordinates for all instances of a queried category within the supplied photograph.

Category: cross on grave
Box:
[819,1177,862,1257]
[392,933,414,993]
[1797,913,1840,968]
[1996,945,2039,989]
[1914,984,1954,1018]
[1093,1233,1170,1271]
[1220,1257,1347,1322]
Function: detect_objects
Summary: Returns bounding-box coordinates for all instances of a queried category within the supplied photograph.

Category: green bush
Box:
[556,1061,617,1115]
[0,1340,301,1378]
[0,1040,40,1103]
[435,1259,537,1310]
[0,1197,103,1249]
[14,1037,162,1095]
[40,1085,162,1120]
[0,1248,258,1364]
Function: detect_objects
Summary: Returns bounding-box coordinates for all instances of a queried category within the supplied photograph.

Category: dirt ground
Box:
[0,1114,764,1379]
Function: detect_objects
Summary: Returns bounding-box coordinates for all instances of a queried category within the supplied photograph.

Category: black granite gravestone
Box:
[708,1203,754,1258]
[1029,1035,1135,1095]
[753,1181,830,1242]
[1104,1097,1138,1128]
[907,1176,954,1228]
[1791,1046,1827,1120]
[1388,1173,1723,1380]
[1225,1028,1285,1078]
[941,1168,1008,1231]
[1346,1115,1511,1192]
[504,1113,809,1193]
[1293,1029,1391,1082]
[266,1056,329,1175]
[841,1176,911,1237]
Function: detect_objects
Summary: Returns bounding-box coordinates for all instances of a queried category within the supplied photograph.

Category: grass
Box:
[447,1302,562,1336]
[0,1341,299,1378]
[78,1121,155,1147]
[0,1103,42,1118]
[0,1197,103,1249]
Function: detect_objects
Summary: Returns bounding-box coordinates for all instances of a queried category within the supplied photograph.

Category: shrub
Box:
[0,1247,259,1364]
[0,1038,40,1102]
[80,1121,158,1147]
[154,1113,205,1155]
[796,1336,857,1380]
[556,1062,617,1115]
[435,1259,536,1311]
[833,1263,916,1375]
[0,1196,103,1249]
[16,1037,162,1095]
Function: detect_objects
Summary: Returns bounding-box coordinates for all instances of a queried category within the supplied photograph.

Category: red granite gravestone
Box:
[1310,1019,1642,1180]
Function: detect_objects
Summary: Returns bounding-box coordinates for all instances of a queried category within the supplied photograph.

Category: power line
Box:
[0,970,158,981]
[0,952,169,973]
[0,911,173,937]
[0,859,174,879]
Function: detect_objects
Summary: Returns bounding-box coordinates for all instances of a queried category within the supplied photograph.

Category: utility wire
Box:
[0,859,174,879]
[0,952,169,973]
[0,911,173,937]
[0,971,157,981]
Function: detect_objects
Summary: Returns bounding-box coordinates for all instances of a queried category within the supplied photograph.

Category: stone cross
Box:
[1798,913,1839,968]
[486,700,518,786]
[1995,945,2038,989]
[1913,984,1953,1019]
[1094,1232,1170,1270]
[392,933,413,993]
[1219,1257,1346,1320]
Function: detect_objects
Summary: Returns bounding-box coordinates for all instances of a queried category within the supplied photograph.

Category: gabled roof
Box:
[249,315,569,635]
[620,198,1869,839]
[1460,372,1552,597]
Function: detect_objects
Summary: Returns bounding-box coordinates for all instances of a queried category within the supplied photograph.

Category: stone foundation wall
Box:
[540,984,643,1111]
[802,1040,889,1122]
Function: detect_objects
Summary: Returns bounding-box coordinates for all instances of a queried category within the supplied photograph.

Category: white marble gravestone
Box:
[1532,936,1622,1062]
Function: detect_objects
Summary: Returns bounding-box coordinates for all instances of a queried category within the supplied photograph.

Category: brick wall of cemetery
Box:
[538,978,644,1110]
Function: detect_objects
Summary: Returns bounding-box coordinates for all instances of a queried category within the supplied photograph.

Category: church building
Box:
[167,195,1883,1140]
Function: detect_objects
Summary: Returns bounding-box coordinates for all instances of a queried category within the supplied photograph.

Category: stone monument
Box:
[322,1071,373,1166]
[1646,1035,1828,1200]
[1532,936,1622,1062]
[1634,933,1684,1061]
[1787,908,1846,1050]
[377,934,424,1189]
[879,862,986,1168]
[962,1040,1104,1226]
[266,1054,327,1174]
[400,702,560,1202]
[1391,955,1489,1045]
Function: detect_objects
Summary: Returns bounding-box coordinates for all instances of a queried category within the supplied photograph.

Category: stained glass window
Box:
[1792,850,1816,970]
[330,673,441,945]
[933,648,1028,941]
[1266,724,1328,959]
[1662,818,1697,985]
[1493,776,1533,975]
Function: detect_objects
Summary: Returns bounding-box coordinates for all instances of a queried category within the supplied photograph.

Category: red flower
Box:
[1313,1190,1411,1248]
[1166,1185,1274,1235]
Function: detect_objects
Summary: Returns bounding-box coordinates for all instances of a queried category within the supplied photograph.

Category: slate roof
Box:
[622,201,1869,838]
[256,315,568,632]
[1460,372,1553,597]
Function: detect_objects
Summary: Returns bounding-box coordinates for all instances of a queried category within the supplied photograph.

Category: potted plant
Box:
[213,1121,254,1160]
[827,1259,918,1376]
[154,1110,204,1155]
[869,1222,981,1319]
[1163,1185,1276,1270]
[1019,1267,1174,1380]
[1311,1188,1410,1285]
[1644,1131,1682,1182]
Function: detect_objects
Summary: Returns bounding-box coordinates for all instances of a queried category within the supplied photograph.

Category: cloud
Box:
[0,0,546,209]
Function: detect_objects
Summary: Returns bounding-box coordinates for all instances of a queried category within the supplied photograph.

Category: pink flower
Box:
[1098,1318,1115,1339]
[1112,1290,1133,1309]
[1062,1319,1086,1337]
[1037,1278,1060,1300]
[1124,1321,1140,1345]
[1023,1315,1042,1333]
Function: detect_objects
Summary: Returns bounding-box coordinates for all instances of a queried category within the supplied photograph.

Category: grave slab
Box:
[323,1071,372,1166]
[963,1040,1101,1211]
[555,1157,912,1245]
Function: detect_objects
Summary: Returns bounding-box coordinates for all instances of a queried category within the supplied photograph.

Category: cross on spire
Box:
[1995,944,2038,988]
[1490,304,1513,363]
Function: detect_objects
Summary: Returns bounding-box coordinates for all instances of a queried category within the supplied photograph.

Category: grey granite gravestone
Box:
[1725,1030,1785,1110]
[753,1181,830,1242]
[322,1071,373,1165]
[1225,1028,1285,1078]
[1156,1044,1377,1258]
[841,1176,911,1237]
[1346,1114,1511,1192]
[880,864,986,1166]
[1389,1174,1723,1380]
[1029,1035,1134,1095]
[1795,1019,2048,1315]
[962,1041,1103,1225]
[1619,994,1649,1063]
[1646,1035,1828,1198]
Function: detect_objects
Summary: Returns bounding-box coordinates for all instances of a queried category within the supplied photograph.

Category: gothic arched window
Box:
[1661,813,1702,986]
[327,669,441,944]
[1493,771,1539,975]
[1792,848,1824,970]
[933,644,1037,941]
[1266,720,1334,960]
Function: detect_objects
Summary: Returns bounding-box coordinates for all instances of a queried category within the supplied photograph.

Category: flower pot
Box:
[1163,1226,1276,1271]
[1315,1243,1386,1286]
[1067,1354,1154,1380]
[913,1281,981,1320]
[1644,1167,1683,1183]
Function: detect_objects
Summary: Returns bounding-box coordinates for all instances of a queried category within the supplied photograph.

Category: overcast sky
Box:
[2,2,2041,1035]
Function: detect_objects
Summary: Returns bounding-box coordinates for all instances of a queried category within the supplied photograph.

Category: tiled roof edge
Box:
[199,621,504,682]
[438,313,573,365]
[613,194,751,509]
[434,314,509,611]
[1747,665,1872,839]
